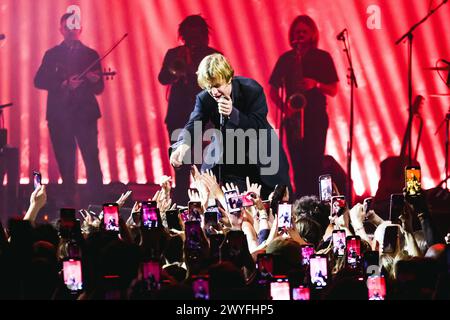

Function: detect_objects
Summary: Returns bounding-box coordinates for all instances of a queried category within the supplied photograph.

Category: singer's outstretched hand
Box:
[218,95,233,117]
[170,143,190,168]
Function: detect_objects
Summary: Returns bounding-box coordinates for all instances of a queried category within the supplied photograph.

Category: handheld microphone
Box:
[0,34,5,41]
[336,28,347,40]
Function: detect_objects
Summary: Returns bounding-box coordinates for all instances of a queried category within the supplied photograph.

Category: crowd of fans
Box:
[0,165,449,300]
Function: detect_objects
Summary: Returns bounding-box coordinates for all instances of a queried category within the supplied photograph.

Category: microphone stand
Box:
[395,0,448,166]
[218,114,224,186]
[339,31,358,207]
[435,108,450,189]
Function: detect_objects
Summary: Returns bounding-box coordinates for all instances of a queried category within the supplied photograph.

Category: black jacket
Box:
[34,40,104,123]
[170,76,291,191]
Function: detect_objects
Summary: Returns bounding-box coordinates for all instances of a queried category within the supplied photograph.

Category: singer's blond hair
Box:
[197,53,234,90]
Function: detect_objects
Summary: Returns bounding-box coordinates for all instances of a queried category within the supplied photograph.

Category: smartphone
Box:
[405,165,422,197]
[221,230,247,264]
[331,195,346,218]
[383,225,400,254]
[319,174,332,202]
[332,230,346,257]
[60,208,76,230]
[166,209,182,231]
[242,192,255,207]
[185,221,203,253]
[292,285,310,300]
[389,194,404,223]
[204,206,219,227]
[141,201,159,229]
[363,251,380,277]
[32,171,42,190]
[188,201,202,222]
[277,203,292,230]
[367,275,386,300]
[310,254,328,289]
[300,245,315,266]
[363,197,373,216]
[103,203,120,232]
[192,276,210,300]
[346,235,362,269]
[224,189,242,215]
[141,261,161,288]
[179,209,189,223]
[270,277,290,300]
[63,259,83,292]
[257,253,274,278]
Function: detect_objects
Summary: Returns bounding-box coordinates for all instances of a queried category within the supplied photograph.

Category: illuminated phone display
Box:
[310,255,328,289]
[319,174,332,202]
[270,278,290,300]
[332,230,346,256]
[103,203,119,232]
[405,166,421,197]
[142,201,159,229]
[367,275,386,300]
[63,259,83,292]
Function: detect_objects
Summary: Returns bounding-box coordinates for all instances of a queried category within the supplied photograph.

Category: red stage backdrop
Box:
[0,0,448,196]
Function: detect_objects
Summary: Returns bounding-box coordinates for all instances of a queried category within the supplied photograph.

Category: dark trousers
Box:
[284,111,328,198]
[48,120,103,193]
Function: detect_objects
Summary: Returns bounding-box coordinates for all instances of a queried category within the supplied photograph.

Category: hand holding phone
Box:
[277,203,292,231]
[63,259,83,292]
[204,206,219,233]
[270,277,290,300]
[300,245,315,266]
[103,203,120,232]
[192,276,210,300]
[367,275,386,300]
[310,254,328,289]
[332,230,346,257]
[224,190,243,215]
[405,165,421,197]
[389,194,404,224]
[330,196,346,218]
[383,225,400,254]
[188,201,203,222]
[166,209,182,231]
[33,171,42,190]
[141,201,160,229]
[319,174,332,202]
[292,286,310,300]
[363,197,373,217]
[346,235,362,269]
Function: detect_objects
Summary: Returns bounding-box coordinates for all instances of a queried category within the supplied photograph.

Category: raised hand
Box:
[245,176,262,197]
[221,182,240,195]
[116,190,132,209]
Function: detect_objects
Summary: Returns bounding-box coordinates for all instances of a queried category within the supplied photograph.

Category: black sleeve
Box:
[34,51,64,92]
[169,94,209,153]
[227,84,269,131]
[158,49,178,85]
[317,51,339,84]
[268,56,286,89]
